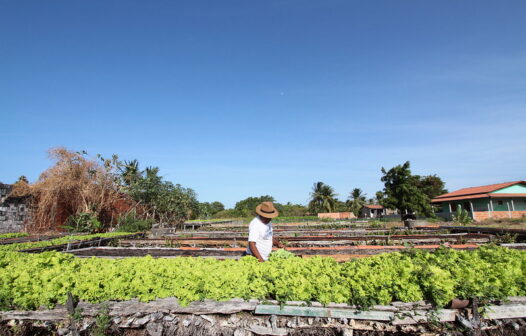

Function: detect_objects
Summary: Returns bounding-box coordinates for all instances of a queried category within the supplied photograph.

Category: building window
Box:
[451,203,457,212]
[497,200,503,206]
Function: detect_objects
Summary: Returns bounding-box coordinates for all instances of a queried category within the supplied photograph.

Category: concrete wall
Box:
[317,212,355,219]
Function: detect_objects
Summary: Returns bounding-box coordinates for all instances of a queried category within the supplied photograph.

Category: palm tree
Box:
[121,159,141,186]
[308,182,338,214]
[347,188,366,217]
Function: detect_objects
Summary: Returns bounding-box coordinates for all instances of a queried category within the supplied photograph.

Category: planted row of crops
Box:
[0,232,28,240]
[0,232,134,252]
[1,245,525,311]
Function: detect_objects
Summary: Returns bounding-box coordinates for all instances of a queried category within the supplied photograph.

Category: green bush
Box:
[116,211,153,232]
[64,212,102,233]
[452,207,473,225]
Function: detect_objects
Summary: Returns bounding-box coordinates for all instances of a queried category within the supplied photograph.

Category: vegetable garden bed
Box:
[117,233,492,249]
[1,223,526,334]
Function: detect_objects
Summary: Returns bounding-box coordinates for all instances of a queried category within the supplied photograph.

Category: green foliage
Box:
[121,160,199,228]
[116,211,154,232]
[0,233,28,240]
[212,209,245,219]
[415,175,448,200]
[0,246,524,311]
[269,249,295,260]
[64,212,102,233]
[234,195,276,217]
[92,303,111,336]
[333,200,348,212]
[452,207,473,225]
[375,191,385,205]
[308,182,338,214]
[197,201,225,219]
[272,216,319,223]
[381,161,433,218]
[347,188,366,217]
[369,220,384,228]
[279,203,309,217]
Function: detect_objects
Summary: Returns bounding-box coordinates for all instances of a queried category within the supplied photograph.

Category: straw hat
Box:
[255,201,279,219]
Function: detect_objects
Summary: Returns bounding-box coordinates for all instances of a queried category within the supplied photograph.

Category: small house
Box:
[360,205,386,218]
[432,181,526,221]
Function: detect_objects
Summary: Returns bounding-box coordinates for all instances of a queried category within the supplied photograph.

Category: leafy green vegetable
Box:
[0,232,134,252]
[0,245,524,311]
[269,249,295,260]
[0,233,28,240]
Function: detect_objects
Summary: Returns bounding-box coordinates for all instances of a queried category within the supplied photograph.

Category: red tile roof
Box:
[363,204,384,209]
[432,181,526,203]
[431,194,491,202]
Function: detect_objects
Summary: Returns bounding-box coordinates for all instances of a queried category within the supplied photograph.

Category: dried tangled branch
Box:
[27,147,130,232]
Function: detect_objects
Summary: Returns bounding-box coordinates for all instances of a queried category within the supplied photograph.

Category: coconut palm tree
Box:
[308,182,337,214]
[120,159,141,186]
[347,188,367,217]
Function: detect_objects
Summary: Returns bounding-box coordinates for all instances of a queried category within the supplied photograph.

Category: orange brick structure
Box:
[473,211,526,221]
[432,181,526,222]
[317,212,356,219]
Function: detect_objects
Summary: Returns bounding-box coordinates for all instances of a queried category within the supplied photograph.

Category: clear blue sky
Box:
[1,1,525,208]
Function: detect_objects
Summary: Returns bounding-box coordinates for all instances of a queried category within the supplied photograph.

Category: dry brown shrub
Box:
[27,147,131,232]
[8,179,31,198]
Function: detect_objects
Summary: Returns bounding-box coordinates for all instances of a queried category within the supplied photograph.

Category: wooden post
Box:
[507,201,512,219]
[470,201,476,221]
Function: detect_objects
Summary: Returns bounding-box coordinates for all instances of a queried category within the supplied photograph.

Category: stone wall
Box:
[2,297,526,336]
[0,183,29,233]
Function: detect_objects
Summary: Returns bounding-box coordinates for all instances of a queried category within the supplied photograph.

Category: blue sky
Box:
[1,1,525,207]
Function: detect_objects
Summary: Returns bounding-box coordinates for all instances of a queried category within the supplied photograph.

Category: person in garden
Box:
[245,201,279,261]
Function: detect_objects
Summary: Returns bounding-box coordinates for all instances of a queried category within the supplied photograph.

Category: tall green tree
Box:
[121,161,199,227]
[280,202,309,217]
[333,200,349,212]
[380,161,433,218]
[308,182,337,214]
[235,195,276,217]
[120,159,141,186]
[414,175,448,200]
[347,188,367,217]
[375,191,385,205]
[197,201,225,219]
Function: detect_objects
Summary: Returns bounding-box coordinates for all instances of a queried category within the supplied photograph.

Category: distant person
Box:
[245,201,279,262]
